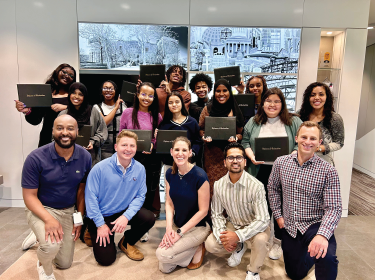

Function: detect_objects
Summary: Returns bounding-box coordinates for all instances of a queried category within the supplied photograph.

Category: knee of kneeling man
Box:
[253,232,269,245]
[55,258,73,270]
[317,253,338,265]
[95,256,116,267]
[39,242,60,255]
[205,237,220,253]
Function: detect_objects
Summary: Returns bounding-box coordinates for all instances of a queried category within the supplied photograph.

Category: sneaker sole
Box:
[228,243,248,267]
[269,255,281,260]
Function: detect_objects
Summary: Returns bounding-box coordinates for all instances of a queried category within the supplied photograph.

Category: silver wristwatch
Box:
[176,228,184,237]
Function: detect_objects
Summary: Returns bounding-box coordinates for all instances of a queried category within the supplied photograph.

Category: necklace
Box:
[177,164,192,180]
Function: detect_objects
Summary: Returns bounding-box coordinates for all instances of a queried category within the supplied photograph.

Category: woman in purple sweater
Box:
[120,82,163,242]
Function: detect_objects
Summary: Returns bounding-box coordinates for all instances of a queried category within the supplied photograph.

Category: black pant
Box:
[256,164,282,240]
[87,207,155,266]
[134,151,162,214]
[281,223,338,280]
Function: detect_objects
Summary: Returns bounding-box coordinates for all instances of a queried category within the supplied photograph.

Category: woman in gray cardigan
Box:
[242,87,302,261]
[298,82,344,166]
[59,82,108,166]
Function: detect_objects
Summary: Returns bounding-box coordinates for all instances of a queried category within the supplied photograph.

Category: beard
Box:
[53,134,76,149]
[229,164,243,174]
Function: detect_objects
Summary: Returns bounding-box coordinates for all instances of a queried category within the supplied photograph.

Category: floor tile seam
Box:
[349,247,375,272]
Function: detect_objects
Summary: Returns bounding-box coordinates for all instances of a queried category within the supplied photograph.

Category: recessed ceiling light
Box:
[208,7,217,12]
[368,27,374,29]
[327,32,333,35]
[121,4,130,10]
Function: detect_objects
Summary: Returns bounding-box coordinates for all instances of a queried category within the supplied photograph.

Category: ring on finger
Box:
[319,249,323,252]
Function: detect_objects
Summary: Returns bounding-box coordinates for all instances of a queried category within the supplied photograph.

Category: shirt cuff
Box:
[317,226,333,240]
[235,230,244,243]
[94,216,105,228]
[273,210,282,220]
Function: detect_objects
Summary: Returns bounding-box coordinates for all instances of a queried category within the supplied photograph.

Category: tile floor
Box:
[0,207,374,279]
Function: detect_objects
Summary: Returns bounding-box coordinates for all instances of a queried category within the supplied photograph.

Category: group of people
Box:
[15,63,345,280]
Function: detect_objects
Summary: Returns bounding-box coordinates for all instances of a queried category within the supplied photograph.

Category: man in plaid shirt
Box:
[268,121,342,280]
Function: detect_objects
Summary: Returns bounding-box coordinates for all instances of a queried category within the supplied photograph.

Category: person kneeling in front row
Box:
[156,137,211,273]
[206,143,270,280]
[85,130,155,266]
[268,121,342,280]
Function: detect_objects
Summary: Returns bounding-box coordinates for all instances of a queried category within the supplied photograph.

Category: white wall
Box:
[0,0,370,211]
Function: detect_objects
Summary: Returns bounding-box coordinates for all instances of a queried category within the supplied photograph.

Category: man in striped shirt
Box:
[206,142,270,280]
[268,121,342,280]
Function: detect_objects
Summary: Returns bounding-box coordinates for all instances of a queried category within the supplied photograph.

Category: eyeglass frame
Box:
[226,155,245,163]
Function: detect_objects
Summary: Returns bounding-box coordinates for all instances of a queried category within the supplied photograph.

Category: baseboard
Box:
[0,199,25,208]
[342,209,348,218]
[353,164,375,179]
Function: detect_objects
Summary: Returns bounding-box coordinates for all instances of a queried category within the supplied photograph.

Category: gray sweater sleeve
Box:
[323,112,344,155]
[90,109,108,148]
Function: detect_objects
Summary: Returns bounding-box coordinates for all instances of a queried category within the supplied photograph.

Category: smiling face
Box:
[58,67,75,86]
[309,86,327,110]
[195,81,209,99]
[215,84,230,104]
[70,89,84,110]
[170,140,192,167]
[295,126,322,158]
[248,77,263,98]
[169,67,183,84]
[115,136,137,162]
[168,95,182,114]
[264,94,282,118]
[224,148,246,174]
[102,82,115,101]
[52,115,78,149]
[137,85,155,110]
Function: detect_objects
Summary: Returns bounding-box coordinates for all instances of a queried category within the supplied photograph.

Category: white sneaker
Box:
[269,240,282,260]
[140,231,149,242]
[37,261,56,280]
[227,242,248,267]
[245,271,260,280]
[22,231,37,250]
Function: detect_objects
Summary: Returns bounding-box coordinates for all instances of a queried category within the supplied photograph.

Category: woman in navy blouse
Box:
[156,137,210,273]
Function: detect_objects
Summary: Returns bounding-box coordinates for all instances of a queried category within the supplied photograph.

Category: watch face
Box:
[177,229,181,233]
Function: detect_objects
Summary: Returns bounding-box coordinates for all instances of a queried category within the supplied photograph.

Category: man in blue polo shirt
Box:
[22,115,91,280]
[85,130,155,266]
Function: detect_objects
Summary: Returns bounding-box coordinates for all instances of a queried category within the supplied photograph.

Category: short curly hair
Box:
[166,65,187,87]
[189,73,213,93]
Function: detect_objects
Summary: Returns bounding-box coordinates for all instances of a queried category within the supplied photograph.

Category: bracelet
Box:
[23,108,31,115]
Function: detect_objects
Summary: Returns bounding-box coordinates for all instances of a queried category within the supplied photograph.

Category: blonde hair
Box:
[116,130,138,144]
[171,136,192,174]
[296,121,323,140]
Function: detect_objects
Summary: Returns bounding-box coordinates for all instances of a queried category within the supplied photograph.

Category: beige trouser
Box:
[205,221,270,273]
[156,223,211,273]
[26,206,75,276]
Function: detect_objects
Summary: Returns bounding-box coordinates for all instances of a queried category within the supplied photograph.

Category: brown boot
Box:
[118,236,144,261]
[84,228,93,247]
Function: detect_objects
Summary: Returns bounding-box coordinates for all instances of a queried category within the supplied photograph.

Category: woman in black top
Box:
[15,63,76,147]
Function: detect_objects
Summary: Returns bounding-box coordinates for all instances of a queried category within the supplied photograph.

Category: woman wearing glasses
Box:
[242,87,302,261]
[93,80,126,159]
[15,63,76,147]
[120,82,163,240]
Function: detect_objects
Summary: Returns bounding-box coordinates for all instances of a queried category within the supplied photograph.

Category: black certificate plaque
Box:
[234,94,255,118]
[76,125,92,147]
[254,137,289,162]
[17,84,53,107]
[120,81,137,103]
[204,117,236,141]
[156,130,188,154]
[214,66,241,86]
[122,129,152,152]
[140,64,166,88]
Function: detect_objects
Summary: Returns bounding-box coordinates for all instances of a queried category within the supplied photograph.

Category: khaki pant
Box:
[26,206,75,276]
[156,223,211,273]
[205,221,270,273]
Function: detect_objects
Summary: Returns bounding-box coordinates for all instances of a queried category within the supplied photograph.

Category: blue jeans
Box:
[281,223,338,280]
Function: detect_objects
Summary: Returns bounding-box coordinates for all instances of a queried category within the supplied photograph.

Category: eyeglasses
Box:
[140,93,154,99]
[61,70,74,79]
[265,99,282,105]
[102,88,115,92]
[226,156,244,163]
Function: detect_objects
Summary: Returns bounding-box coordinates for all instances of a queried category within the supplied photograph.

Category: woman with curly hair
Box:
[15,63,76,147]
[298,82,344,165]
